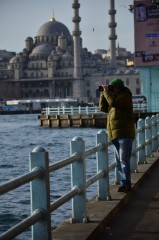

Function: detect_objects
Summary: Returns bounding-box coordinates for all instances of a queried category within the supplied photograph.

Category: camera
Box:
[98,85,114,92]
[98,86,104,91]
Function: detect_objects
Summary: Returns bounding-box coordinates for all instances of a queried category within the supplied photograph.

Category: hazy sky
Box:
[0,0,134,53]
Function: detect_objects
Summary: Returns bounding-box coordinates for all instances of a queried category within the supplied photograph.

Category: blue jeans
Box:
[112,138,133,187]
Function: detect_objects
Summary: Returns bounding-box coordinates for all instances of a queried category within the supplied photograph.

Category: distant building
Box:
[0,10,141,104]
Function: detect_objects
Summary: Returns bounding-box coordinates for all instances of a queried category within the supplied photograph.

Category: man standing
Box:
[99,78,135,193]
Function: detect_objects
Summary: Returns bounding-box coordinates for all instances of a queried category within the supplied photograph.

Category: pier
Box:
[0,114,159,240]
[39,106,153,128]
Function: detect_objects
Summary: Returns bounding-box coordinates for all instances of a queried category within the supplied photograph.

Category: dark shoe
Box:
[118,185,131,193]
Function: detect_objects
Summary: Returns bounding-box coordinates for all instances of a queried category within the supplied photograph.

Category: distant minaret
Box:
[72,0,84,99]
[72,0,82,79]
[108,0,117,69]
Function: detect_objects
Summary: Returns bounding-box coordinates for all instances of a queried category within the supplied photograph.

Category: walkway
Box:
[97,153,159,240]
[52,152,159,240]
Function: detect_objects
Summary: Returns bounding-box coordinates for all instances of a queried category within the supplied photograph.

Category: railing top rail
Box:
[0,168,42,195]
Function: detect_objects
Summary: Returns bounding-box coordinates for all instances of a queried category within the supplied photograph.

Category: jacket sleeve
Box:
[99,93,109,113]
[103,89,133,110]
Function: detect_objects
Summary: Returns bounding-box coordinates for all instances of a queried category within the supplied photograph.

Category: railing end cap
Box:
[72,136,83,142]
[32,147,46,152]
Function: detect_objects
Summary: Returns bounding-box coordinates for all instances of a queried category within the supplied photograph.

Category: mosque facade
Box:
[0,0,141,105]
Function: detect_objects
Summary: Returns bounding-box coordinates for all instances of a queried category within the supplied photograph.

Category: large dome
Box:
[36,19,71,37]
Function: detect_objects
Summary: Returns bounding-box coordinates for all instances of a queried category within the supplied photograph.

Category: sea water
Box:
[0,114,114,239]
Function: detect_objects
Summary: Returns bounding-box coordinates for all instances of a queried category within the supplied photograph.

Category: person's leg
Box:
[118,138,133,187]
[112,139,123,181]
[112,138,133,192]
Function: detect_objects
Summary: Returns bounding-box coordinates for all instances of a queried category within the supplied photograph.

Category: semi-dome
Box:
[31,43,54,55]
[61,53,73,61]
[36,18,71,37]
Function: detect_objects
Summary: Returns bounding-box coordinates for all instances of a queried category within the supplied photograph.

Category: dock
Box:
[39,112,157,128]
[40,113,107,128]
[51,152,159,240]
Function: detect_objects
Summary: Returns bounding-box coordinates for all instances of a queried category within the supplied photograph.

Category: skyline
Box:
[0,0,134,54]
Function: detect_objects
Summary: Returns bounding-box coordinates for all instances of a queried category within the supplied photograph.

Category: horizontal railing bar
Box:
[136,127,144,133]
[108,162,117,172]
[136,144,145,152]
[0,210,43,240]
[49,154,81,172]
[49,144,106,173]
[42,105,147,115]
[85,144,104,157]
[50,186,82,212]
[86,170,106,189]
[145,139,152,145]
[0,168,42,195]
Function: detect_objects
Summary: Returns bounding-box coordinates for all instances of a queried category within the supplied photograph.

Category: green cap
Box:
[110,78,124,88]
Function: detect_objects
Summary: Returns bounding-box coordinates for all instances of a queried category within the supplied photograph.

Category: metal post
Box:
[58,107,60,115]
[70,136,88,223]
[137,118,146,164]
[62,106,65,114]
[71,106,74,115]
[86,106,89,114]
[29,147,51,240]
[96,130,111,200]
[130,137,138,173]
[145,116,152,157]
[115,165,120,185]
[151,115,158,151]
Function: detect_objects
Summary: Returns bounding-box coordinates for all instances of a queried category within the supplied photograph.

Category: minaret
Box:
[72,0,82,79]
[72,0,84,99]
[108,0,117,69]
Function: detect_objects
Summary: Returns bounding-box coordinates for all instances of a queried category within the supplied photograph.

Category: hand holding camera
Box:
[98,85,114,92]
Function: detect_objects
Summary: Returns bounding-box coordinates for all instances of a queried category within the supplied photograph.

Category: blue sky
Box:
[0,0,134,53]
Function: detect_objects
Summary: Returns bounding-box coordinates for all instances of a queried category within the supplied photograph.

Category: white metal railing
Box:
[0,114,159,240]
[41,104,147,115]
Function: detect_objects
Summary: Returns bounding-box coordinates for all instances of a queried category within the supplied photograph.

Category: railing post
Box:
[137,118,146,164]
[70,137,88,223]
[151,115,158,151]
[145,116,152,157]
[46,107,50,115]
[57,107,60,115]
[29,147,51,240]
[115,166,120,185]
[130,137,138,173]
[96,130,111,200]
[71,106,74,115]
[86,106,89,114]
[62,106,65,114]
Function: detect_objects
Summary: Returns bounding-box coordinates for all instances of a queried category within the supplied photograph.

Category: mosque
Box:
[0,0,141,106]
